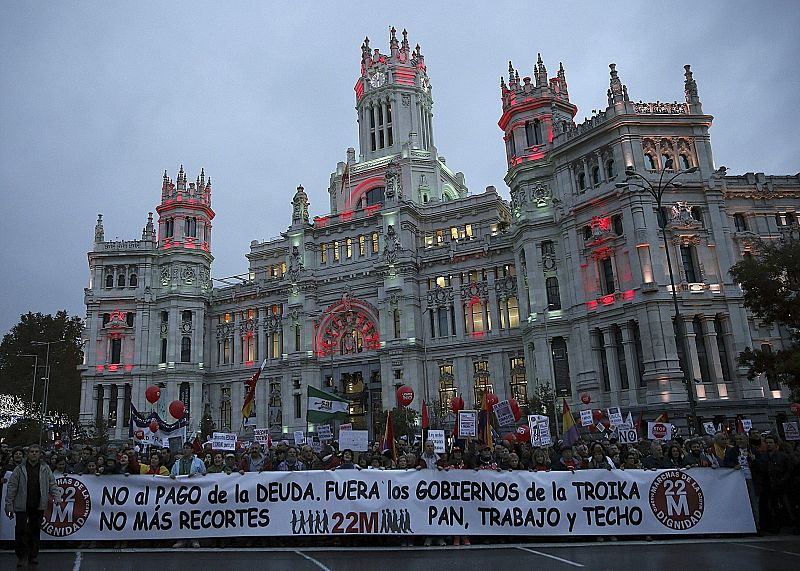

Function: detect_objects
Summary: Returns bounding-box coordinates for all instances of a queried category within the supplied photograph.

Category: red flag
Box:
[421,400,429,430]
[242,359,267,422]
[635,411,644,434]
[382,410,396,461]
[481,388,493,448]
[192,436,202,454]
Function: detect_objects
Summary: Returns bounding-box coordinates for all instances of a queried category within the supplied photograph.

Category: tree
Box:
[528,383,556,429]
[0,311,84,419]
[729,231,800,392]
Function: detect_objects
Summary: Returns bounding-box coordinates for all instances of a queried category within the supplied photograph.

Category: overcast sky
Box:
[1,1,798,336]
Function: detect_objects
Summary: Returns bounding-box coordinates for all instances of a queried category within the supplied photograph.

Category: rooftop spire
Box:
[684,64,700,104]
[535,53,547,87]
[401,28,409,52]
[94,213,104,243]
[608,63,627,105]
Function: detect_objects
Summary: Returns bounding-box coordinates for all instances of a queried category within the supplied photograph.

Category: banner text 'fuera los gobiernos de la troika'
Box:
[0,469,755,540]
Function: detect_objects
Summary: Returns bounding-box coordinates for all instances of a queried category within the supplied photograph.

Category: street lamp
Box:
[31,339,66,446]
[616,158,701,435]
[17,354,39,407]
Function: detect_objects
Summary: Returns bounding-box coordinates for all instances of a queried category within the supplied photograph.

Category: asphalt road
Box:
[3,537,800,571]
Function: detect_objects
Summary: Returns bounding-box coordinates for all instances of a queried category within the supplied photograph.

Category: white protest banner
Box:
[528,415,549,447]
[580,409,593,427]
[703,422,716,436]
[339,429,369,452]
[339,423,352,432]
[458,410,478,437]
[608,407,624,427]
[0,469,756,541]
[428,430,446,453]
[647,422,673,441]
[783,421,800,441]
[493,401,516,427]
[211,432,237,451]
[740,419,752,432]
[253,429,270,445]
[317,425,333,441]
[618,427,639,445]
[293,431,306,446]
[538,419,552,446]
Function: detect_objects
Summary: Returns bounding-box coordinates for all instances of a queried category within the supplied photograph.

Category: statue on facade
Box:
[291,185,310,224]
[288,245,303,283]
[383,225,401,263]
[384,158,403,201]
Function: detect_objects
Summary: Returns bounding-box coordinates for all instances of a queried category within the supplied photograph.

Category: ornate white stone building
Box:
[80,29,799,441]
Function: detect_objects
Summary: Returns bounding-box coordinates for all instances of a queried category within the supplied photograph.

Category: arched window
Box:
[525,121,534,147]
[365,186,384,207]
[165,218,174,238]
[661,154,672,169]
[181,337,191,363]
[185,217,197,238]
[117,274,125,288]
[508,131,516,156]
[578,173,587,191]
[606,159,616,179]
[644,154,656,170]
[534,120,542,145]
[438,364,456,416]
[105,274,114,288]
[545,277,561,310]
[129,274,138,287]
[679,154,691,170]
[472,360,492,406]
[591,166,601,186]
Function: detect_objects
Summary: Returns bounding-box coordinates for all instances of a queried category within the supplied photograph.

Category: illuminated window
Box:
[507,296,519,328]
[438,364,456,416]
[243,335,254,362]
[346,238,353,259]
[333,241,340,262]
[358,235,366,256]
[223,338,230,364]
[271,331,281,359]
[340,329,364,354]
[280,262,286,275]
[509,357,527,404]
[435,229,445,244]
[272,304,281,315]
[372,232,379,254]
[472,361,492,406]
[321,243,328,264]
[224,312,231,323]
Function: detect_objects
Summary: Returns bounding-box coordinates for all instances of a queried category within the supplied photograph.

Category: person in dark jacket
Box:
[754,435,797,534]
[4,444,62,567]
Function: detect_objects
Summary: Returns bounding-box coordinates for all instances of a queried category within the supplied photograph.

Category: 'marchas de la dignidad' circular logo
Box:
[649,470,705,530]
[42,476,92,537]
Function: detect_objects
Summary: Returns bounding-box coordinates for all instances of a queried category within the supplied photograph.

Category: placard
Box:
[293,431,306,446]
[647,422,673,441]
[493,400,516,427]
[580,409,593,427]
[428,429,446,453]
[528,415,550,447]
[339,423,352,432]
[740,419,752,432]
[310,437,322,454]
[0,469,755,540]
[703,422,716,436]
[317,425,333,441]
[458,410,478,438]
[253,429,270,445]
[608,407,624,427]
[783,421,800,441]
[339,429,369,452]
[211,432,237,451]
[618,427,638,444]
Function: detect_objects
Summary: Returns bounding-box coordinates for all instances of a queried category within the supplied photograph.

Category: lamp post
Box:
[17,354,39,408]
[31,339,65,446]
[616,159,701,435]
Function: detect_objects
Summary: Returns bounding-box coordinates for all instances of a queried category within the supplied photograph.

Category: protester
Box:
[207,452,228,474]
[170,442,208,478]
[587,443,613,470]
[140,452,169,476]
[725,433,759,531]
[4,444,62,568]
[277,447,306,471]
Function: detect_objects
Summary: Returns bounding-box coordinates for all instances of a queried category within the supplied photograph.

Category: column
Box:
[601,326,623,402]
[115,384,125,440]
[682,316,702,388]
[702,316,726,399]
[101,384,111,428]
[620,323,640,406]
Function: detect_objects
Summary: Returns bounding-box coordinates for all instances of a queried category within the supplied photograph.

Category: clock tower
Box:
[355,27,434,162]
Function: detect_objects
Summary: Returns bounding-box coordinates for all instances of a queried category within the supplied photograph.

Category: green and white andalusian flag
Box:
[306,385,350,423]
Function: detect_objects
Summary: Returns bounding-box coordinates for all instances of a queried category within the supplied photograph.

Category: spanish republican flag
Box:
[561,399,579,446]
[241,359,266,422]
[381,409,397,461]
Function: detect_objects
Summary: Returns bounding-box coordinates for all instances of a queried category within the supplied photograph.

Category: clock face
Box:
[420,76,431,94]
[369,71,386,88]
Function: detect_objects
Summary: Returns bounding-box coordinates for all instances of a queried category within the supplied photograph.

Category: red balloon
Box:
[515,424,530,443]
[145,385,161,404]
[485,393,499,408]
[503,432,515,443]
[592,409,603,422]
[169,400,185,420]
[149,420,159,433]
[509,399,522,422]
[396,385,414,407]
[581,393,592,405]
[589,424,597,433]
[54,440,63,450]
[451,396,465,414]
[602,419,611,429]
[791,402,800,416]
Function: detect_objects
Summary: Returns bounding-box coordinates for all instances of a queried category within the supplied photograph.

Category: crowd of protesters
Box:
[1,429,799,553]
